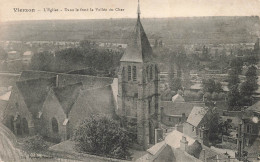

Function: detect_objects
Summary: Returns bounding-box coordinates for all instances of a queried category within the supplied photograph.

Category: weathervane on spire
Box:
[137,0,141,19]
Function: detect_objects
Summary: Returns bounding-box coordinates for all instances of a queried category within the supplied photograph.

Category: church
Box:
[2,1,161,150]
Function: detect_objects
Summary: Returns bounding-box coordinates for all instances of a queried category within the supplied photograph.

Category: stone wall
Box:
[41,89,66,141]
[3,85,34,135]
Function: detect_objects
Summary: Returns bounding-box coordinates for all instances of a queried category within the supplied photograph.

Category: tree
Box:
[73,116,132,160]
[211,92,219,101]
[154,39,158,48]
[202,79,223,93]
[240,66,258,106]
[229,58,243,75]
[22,135,48,154]
[218,92,226,100]
[161,89,176,101]
[30,51,54,71]
[227,85,241,110]
[204,92,212,101]
[0,47,7,60]
[170,78,182,92]
[227,69,240,89]
[227,58,243,109]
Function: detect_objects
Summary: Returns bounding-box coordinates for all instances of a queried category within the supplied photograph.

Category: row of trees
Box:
[227,57,258,110]
[30,40,123,76]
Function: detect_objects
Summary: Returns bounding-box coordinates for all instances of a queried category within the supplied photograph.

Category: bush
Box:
[212,92,219,101]
[204,92,212,100]
[73,116,132,160]
[22,135,48,153]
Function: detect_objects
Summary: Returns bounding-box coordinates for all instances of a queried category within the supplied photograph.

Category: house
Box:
[160,94,205,127]
[22,51,33,64]
[237,101,260,159]
[7,51,20,60]
[183,106,213,146]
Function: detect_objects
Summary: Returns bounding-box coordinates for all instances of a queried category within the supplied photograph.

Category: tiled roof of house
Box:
[161,101,205,116]
[16,77,56,117]
[186,106,208,127]
[172,94,185,103]
[53,82,83,115]
[120,16,153,63]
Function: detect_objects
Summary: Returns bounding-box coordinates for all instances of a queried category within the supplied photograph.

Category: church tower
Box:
[117,0,160,150]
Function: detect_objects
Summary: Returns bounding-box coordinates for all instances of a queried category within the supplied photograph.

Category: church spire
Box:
[120,0,153,63]
[137,0,141,19]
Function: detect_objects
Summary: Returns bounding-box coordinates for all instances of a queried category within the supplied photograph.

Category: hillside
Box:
[0,16,260,44]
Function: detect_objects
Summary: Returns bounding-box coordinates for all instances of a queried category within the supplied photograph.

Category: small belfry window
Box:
[150,65,153,79]
[128,66,131,81]
[133,66,137,81]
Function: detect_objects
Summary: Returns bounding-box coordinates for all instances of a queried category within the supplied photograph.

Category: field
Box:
[0,16,259,45]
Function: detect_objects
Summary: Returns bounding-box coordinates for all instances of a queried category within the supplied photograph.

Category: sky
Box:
[0,0,260,22]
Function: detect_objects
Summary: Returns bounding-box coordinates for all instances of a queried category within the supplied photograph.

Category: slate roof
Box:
[16,77,56,117]
[246,101,260,114]
[53,82,83,116]
[161,101,205,116]
[72,85,116,117]
[186,106,208,127]
[120,16,153,63]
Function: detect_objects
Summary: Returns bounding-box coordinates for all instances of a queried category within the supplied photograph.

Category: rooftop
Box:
[186,106,208,127]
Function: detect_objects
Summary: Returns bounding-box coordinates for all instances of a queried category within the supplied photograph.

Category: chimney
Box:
[180,136,188,151]
[154,128,163,144]
[56,75,59,87]
[175,124,178,130]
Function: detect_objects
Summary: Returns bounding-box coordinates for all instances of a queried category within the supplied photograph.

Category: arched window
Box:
[122,67,125,79]
[15,115,22,136]
[22,118,29,135]
[133,66,137,81]
[9,116,15,133]
[128,66,131,81]
[51,117,59,133]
